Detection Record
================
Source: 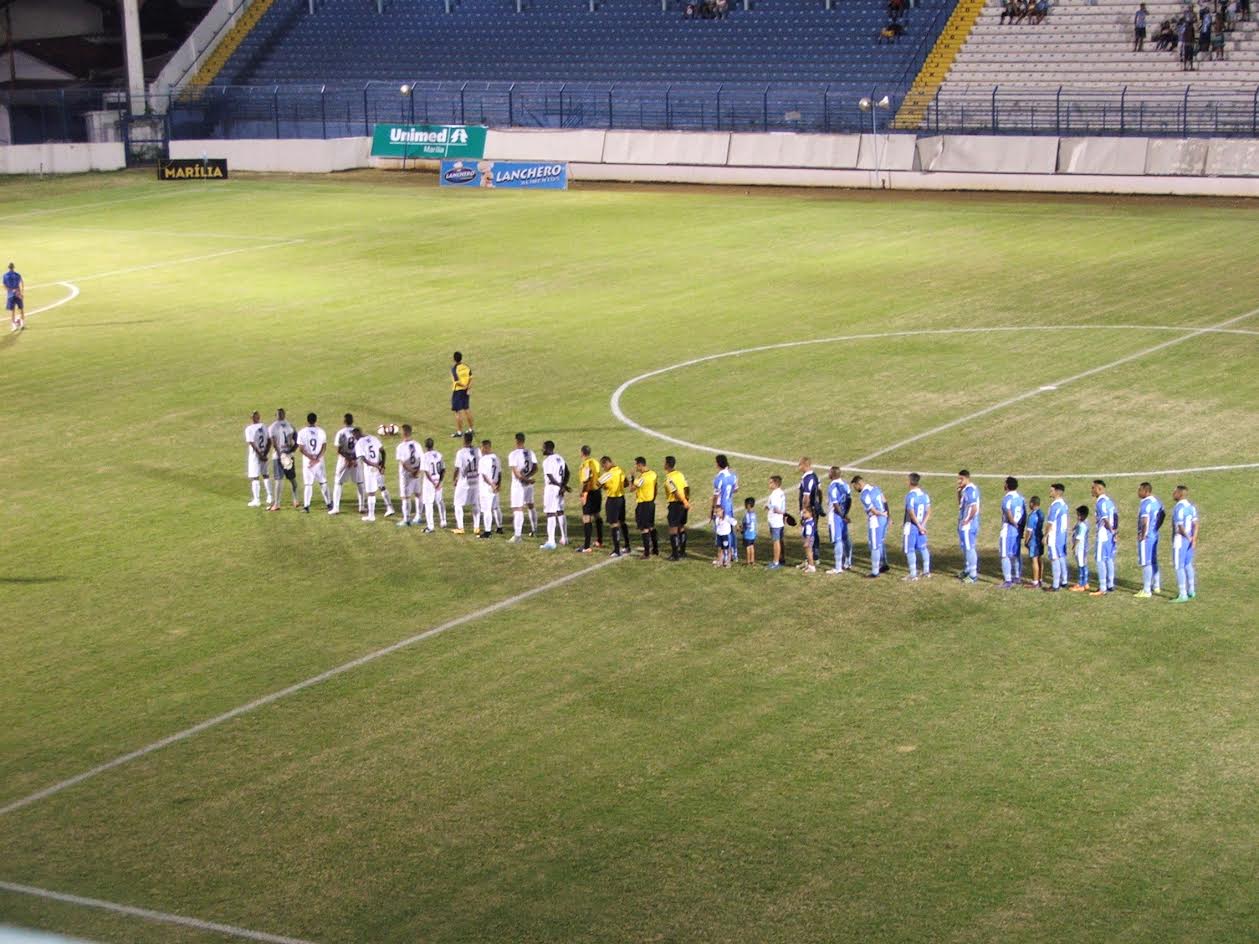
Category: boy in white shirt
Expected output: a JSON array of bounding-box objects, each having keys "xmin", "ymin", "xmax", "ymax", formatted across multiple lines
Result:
[
  {"xmin": 712, "ymin": 505, "xmax": 734, "ymax": 567},
  {"xmin": 766, "ymin": 475, "xmax": 787, "ymax": 570}
]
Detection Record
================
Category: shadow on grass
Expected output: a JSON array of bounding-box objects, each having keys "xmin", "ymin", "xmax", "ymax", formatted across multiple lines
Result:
[
  {"xmin": 0, "ymin": 576, "xmax": 68, "ymax": 584},
  {"xmin": 120, "ymin": 461, "xmax": 238, "ymax": 500},
  {"xmin": 37, "ymin": 320, "xmax": 157, "ymax": 330}
]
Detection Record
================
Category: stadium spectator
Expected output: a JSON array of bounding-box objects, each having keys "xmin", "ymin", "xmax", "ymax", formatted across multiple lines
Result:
[
  {"xmin": 889, "ymin": 0, "xmax": 906, "ymax": 22},
  {"xmin": 1030, "ymin": 0, "xmax": 1048, "ymax": 23},
  {"xmin": 878, "ymin": 21, "xmax": 905, "ymax": 42},
  {"xmin": 1155, "ymin": 17, "xmax": 1176, "ymax": 49},
  {"xmin": 1211, "ymin": 11, "xmax": 1226, "ymax": 56},
  {"xmin": 1000, "ymin": 0, "xmax": 1017, "ymax": 23},
  {"xmin": 1181, "ymin": 18, "xmax": 1197, "ymax": 69},
  {"xmin": 1199, "ymin": 4, "xmax": 1213, "ymax": 53},
  {"xmin": 1134, "ymin": 3, "xmax": 1148, "ymax": 50}
]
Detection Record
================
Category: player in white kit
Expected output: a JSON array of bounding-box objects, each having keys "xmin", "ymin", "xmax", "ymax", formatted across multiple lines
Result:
[
  {"xmin": 477, "ymin": 440, "xmax": 501, "ymax": 539},
  {"xmin": 354, "ymin": 428, "xmax": 395, "ymax": 522},
  {"xmin": 297, "ymin": 412, "xmax": 332, "ymax": 512},
  {"xmin": 540, "ymin": 440, "xmax": 570, "ymax": 550},
  {"xmin": 244, "ymin": 411, "xmax": 272, "ymax": 507},
  {"xmin": 421, "ymin": 437, "xmax": 447, "ymax": 531},
  {"xmin": 395, "ymin": 425, "xmax": 425, "ymax": 527},
  {"xmin": 507, "ymin": 432, "xmax": 539, "ymax": 543},
  {"xmin": 331, "ymin": 413, "xmax": 365, "ymax": 515},
  {"xmin": 451, "ymin": 431, "xmax": 481, "ymax": 535},
  {"xmin": 267, "ymin": 408, "xmax": 300, "ymax": 511}
]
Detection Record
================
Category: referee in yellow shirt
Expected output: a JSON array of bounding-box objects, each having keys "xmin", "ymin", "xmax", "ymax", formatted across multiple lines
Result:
[
  {"xmin": 663, "ymin": 456, "xmax": 691, "ymax": 561},
  {"xmin": 599, "ymin": 456, "xmax": 631, "ymax": 557},
  {"xmin": 632, "ymin": 456, "xmax": 660, "ymax": 559},
  {"xmin": 577, "ymin": 445, "xmax": 604, "ymax": 553},
  {"xmin": 449, "ymin": 351, "xmax": 473, "ymax": 439}
]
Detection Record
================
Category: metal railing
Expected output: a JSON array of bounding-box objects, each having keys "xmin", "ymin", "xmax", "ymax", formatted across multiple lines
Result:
[
  {"xmin": 7, "ymin": 82, "xmax": 1259, "ymax": 144},
  {"xmin": 926, "ymin": 85, "xmax": 1259, "ymax": 136}
]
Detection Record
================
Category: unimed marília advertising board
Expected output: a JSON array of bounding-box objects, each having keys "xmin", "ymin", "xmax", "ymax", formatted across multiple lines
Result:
[{"xmin": 370, "ymin": 124, "xmax": 487, "ymax": 159}]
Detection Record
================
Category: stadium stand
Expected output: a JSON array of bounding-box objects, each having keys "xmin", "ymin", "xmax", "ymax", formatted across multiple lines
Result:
[
  {"xmin": 167, "ymin": 0, "xmax": 961, "ymax": 134},
  {"xmin": 919, "ymin": 0, "xmax": 1259, "ymax": 132}
]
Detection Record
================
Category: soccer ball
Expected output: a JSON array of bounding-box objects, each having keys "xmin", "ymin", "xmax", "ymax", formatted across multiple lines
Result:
[
  {"xmin": 400, "ymin": 84, "xmax": 411, "ymax": 96},
  {"xmin": 377, "ymin": 423, "xmax": 399, "ymax": 437}
]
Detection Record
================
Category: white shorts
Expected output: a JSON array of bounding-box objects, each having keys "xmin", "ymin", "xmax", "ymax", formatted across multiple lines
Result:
[
  {"xmin": 399, "ymin": 471, "xmax": 422, "ymax": 498},
  {"xmin": 544, "ymin": 484, "xmax": 564, "ymax": 515},
  {"xmin": 422, "ymin": 479, "xmax": 442, "ymax": 503},
  {"xmin": 336, "ymin": 457, "xmax": 360, "ymax": 485},
  {"xmin": 303, "ymin": 459, "xmax": 327, "ymax": 485},
  {"xmin": 454, "ymin": 481, "xmax": 479, "ymax": 507},
  {"xmin": 478, "ymin": 490, "xmax": 496, "ymax": 518},
  {"xmin": 510, "ymin": 480, "xmax": 535, "ymax": 508},
  {"xmin": 363, "ymin": 467, "xmax": 384, "ymax": 493},
  {"xmin": 247, "ymin": 451, "xmax": 265, "ymax": 479}
]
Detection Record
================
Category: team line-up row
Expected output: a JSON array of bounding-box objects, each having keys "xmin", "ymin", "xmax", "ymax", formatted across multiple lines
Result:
[{"xmin": 243, "ymin": 410, "xmax": 1202, "ymax": 604}]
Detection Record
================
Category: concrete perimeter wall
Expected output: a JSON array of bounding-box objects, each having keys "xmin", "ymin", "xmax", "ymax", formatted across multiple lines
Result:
[
  {"xmin": 10, "ymin": 133, "xmax": 1259, "ymax": 194},
  {"xmin": 0, "ymin": 142, "xmax": 125, "ymax": 174}
]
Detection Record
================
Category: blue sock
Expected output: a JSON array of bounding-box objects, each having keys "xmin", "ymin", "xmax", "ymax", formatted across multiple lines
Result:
[
  {"xmin": 1187, "ymin": 564, "xmax": 1196, "ymax": 596},
  {"xmin": 1142, "ymin": 563, "xmax": 1153, "ymax": 592},
  {"xmin": 1001, "ymin": 556, "xmax": 1012, "ymax": 582},
  {"xmin": 833, "ymin": 543, "xmax": 842, "ymax": 570},
  {"xmin": 1176, "ymin": 566, "xmax": 1187, "ymax": 597},
  {"xmin": 966, "ymin": 548, "xmax": 978, "ymax": 578},
  {"xmin": 921, "ymin": 548, "xmax": 930, "ymax": 575}
]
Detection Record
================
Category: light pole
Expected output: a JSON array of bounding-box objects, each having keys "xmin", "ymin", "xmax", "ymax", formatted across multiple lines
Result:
[
  {"xmin": 858, "ymin": 95, "xmax": 891, "ymax": 189},
  {"xmin": 400, "ymin": 81, "xmax": 420, "ymax": 170}
]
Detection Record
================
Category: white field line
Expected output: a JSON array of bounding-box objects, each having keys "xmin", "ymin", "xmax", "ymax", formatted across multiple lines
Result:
[
  {"xmin": 7, "ymin": 223, "xmax": 304, "ymax": 242},
  {"xmin": 24, "ymin": 282, "xmax": 80, "ymax": 319},
  {"xmin": 609, "ymin": 320, "xmax": 1259, "ymax": 479},
  {"xmin": 0, "ymin": 556, "xmax": 621, "ymax": 819},
  {"xmin": 25, "ymin": 240, "xmax": 306, "ymax": 290},
  {"xmin": 0, "ymin": 186, "xmax": 221, "ymax": 223},
  {"xmin": 845, "ymin": 306, "xmax": 1259, "ymax": 468},
  {"xmin": 0, "ymin": 881, "xmax": 317, "ymax": 944}
]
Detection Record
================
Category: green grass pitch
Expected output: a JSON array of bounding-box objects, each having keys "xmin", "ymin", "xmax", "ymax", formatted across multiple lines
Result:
[{"xmin": 2, "ymin": 170, "xmax": 1258, "ymax": 944}]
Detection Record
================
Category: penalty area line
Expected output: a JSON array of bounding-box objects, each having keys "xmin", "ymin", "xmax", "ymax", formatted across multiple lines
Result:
[
  {"xmin": 0, "ymin": 880, "xmax": 318, "ymax": 944},
  {"xmin": 0, "ymin": 555, "xmax": 623, "ymax": 819},
  {"xmin": 26, "ymin": 239, "xmax": 307, "ymax": 290}
]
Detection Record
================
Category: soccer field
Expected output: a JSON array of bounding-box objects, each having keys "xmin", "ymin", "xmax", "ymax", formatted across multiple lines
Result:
[{"xmin": 2, "ymin": 170, "xmax": 1258, "ymax": 944}]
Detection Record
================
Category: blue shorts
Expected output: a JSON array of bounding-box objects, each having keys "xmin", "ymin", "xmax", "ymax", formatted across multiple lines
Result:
[
  {"xmin": 902, "ymin": 525, "xmax": 927, "ymax": 553},
  {"xmin": 1027, "ymin": 541, "xmax": 1043, "ymax": 558},
  {"xmin": 451, "ymin": 389, "xmax": 470, "ymax": 412},
  {"xmin": 958, "ymin": 523, "xmax": 979, "ymax": 551},
  {"xmin": 1096, "ymin": 538, "xmax": 1116, "ymax": 561},
  {"xmin": 1137, "ymin": 535, "xmax": 1159, "ymax": 566},
  {"xmin": 770, "ymin": 526, "xmax": 784, "ymax": 542},
  {"xmin": 5, "ymin": 294, "xmax": 21, "ymax": 311},
  {"xmin": 1000, "ymin": 524, "xmax": 1022, "ymax": 557},
  {"xmin": 743, "ymin": 532, "xmax": 757, "ymax": 546},
  {"xmin": 1048, "ymin": 540, "xmax": 1067, "ymax": 561},
  {"xmin": 716, "ymin": 533, "xmax": 731, "ymax": 549}
]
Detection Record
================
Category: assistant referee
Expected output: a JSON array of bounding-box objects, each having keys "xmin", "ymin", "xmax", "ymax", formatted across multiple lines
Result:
[
  {"xmin": 663, "ymin": 455, "xmax": 690, "ymax": 561},
  {"xmin": 632, "ymin": 456, "xmax": 659, "ymax": 559},
  {"xmin": 449, "ymin": 351, "xmax": 473, "ymax": 439}
]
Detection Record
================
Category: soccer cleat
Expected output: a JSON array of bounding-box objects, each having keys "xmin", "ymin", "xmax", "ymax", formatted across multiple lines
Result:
[
  {"xmin": 452, "ymin": 528, "xmax": 465, "ymax": 534},
  {"xmin": 508, "ymin": 535, "xmax": 523, "ymax": 543},
  {"xmin": 1068, "ymin": 584, "xmax": 1088, "ymax": 592},
  {"xmin": 879, "ymin": 564, "xmax": 890, "ymax": 574},
  {"xmin": 1188, "ymin": 592, "xmax": 1196, "ymax": 599},
  {"xmin": 577, "ymin": 547, "xmax": 593, "ymax": 554},
  {"xmin": 803, "ymin": 564, "xmax": 816, "ymax": 574},
  {"xmin": 594, "ymin": 542, "xmax": 604, "ymax": 549},
  {"xmin": 1089, "ymin": 589, "xmax": 1108, "ymax": 596},
  {"xmin": 540, "ymin": 542, "xmax": 557, "ymax": 550},
  {"xmin": 325, "ymin": 502, "xmax": 333, "ymax": 511},
  {"xmin": 863, "ymin": 573, "xmax": 879, "ymax": 579},
  {"xmin": 1170, "ymin": 594, "xmax": 1191, "ymax": 603},
  {"xmin": 902, "ymin": 575, "xmax": 918, "ymax": 582},
  {"xmin": 766, "ymin": 562, "xmax": 783, "ymax": 570},
  {"xmin": 247, "ymin": 499, "xmax": 261, "ymax": 507},
  {"xmin": 303, "ymin": 506, "xmax": 310, "ymax": 513},
  {"xmin": 478, "ymin": 532, "xmax": 492, "ymax": 539},
  {"xmin": 1043, "ymin": 586, "xmax": 1059, "ymax": 592},
  {"xmin": 398, "ymin": 520, "xmax": 411, "ymax": 528},
  {"xmin": 1134, "ymin": 590, "xmax": 1153, "ymax": 598},
  {"xmin": 422, "ymin": 528, "xmax": 435, "ymax": 533},
  {"xmin": 496, "ymin": 527, "xmax": 504, "ymax": 535},
  {"xmin": 327, "ymin": 509, "xmax": 339, "ymax": 515},
  {"xmin": 961, "ymin": 576, "xmax": 978, "ymax": 584},
  {"xmin": 826, "ymin": 568, "xmax": 843, "ymax": 575},
  {"xmin": 362, "ymin": 515, "xmax": 376, "ymax": 522},
  {"xmin": 450, "ymin": 431, "xmax": 462, "ymax": 438},
  {"xmin": 384, "ymin": 509, "xmax": 396, "ymax": 518}
]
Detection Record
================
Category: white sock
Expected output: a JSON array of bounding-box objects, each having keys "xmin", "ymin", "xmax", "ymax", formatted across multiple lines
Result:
[
  {"xmin": 425, "ymin": 499, "xmax": 434, "ymax": 529},
  {"xmin": 513, "ymin": 510, "xmax": 524, "ymax": 537},
  {"xmin": 559, "ymin": 515, "xmax": 568, "ymax": 544},
  {"xmin": 472, "ymin": 508, "xmax": 481, "ymax": 532},
  {"xmin": 438, "ymin": 499, "xmax": 447, "ymax": 526},
  {"xmin": 528, "ymin": 508, "xmax": 537, "ymax": 533},
  {"xmin": 251, "ymin": 480, "xmax": 260, "ymax": 502},
  {"xmin": 547, "ymin": 516, "xmax": 557, "ymax": 544},
  {"xmin": 332, "ymin": 483, "xmax": 342, "ymax": 512},
  {"xmin": 304, "ymin": 485, "xmax": 313, "ymax": 507},
  {"xmin": 367, "ymin": 495, "xmax": 376, "ymax": 517},
  {"xmin": 320, "ymin": 484, "xmax": 330, "ymax": 505},
  {"xmin": 357, "ymin": 485, "xmax": 366, "ymax": 511},
  {"xmin": 263, "ymin": 480, "xmax": 274, "ymax": 504},
  {"xmin": 381, "ymin": 489, "xmax": 394, "ymax": 514},
  {"xmin": 455, "ymin": 505, "xmax": 464, "ymax": 529}
]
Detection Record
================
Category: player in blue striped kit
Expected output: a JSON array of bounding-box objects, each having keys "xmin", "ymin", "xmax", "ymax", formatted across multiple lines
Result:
[
  {"xmin": 902, "ymin": 473, "xmax": 932, "ymax": 581},
  {"xmin": 826, "ymin": 466, "xmax": 852, "ymax": 574},
  {"xmin": 1170, "ymin": 485, "xmax": 1198, "ymax": 603},
  {"xmin": 956, "ymin": 470, "xmax": 980, "ymax": 583},
  {"xmin": 1044, "ymin": 483, "xmax": 1070, "ymax": 592},
  {"xmin": 1090, "ymin": 480, "xmax": 1118, "ymax": 596},
  {"xmin": 853, "ymin": 476, "xmax": 888, "ymax": 579},
  {"xmin": 1135, "ymin": 482, "xmax": 1165, "ymax": 598},
  {"xmin": 711, "ymin": 454, "xmax": 739, "ymax": 551},
  {"xmin": 999, "ymin": 476, "xmax": 1027, "ymax": 589}
]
